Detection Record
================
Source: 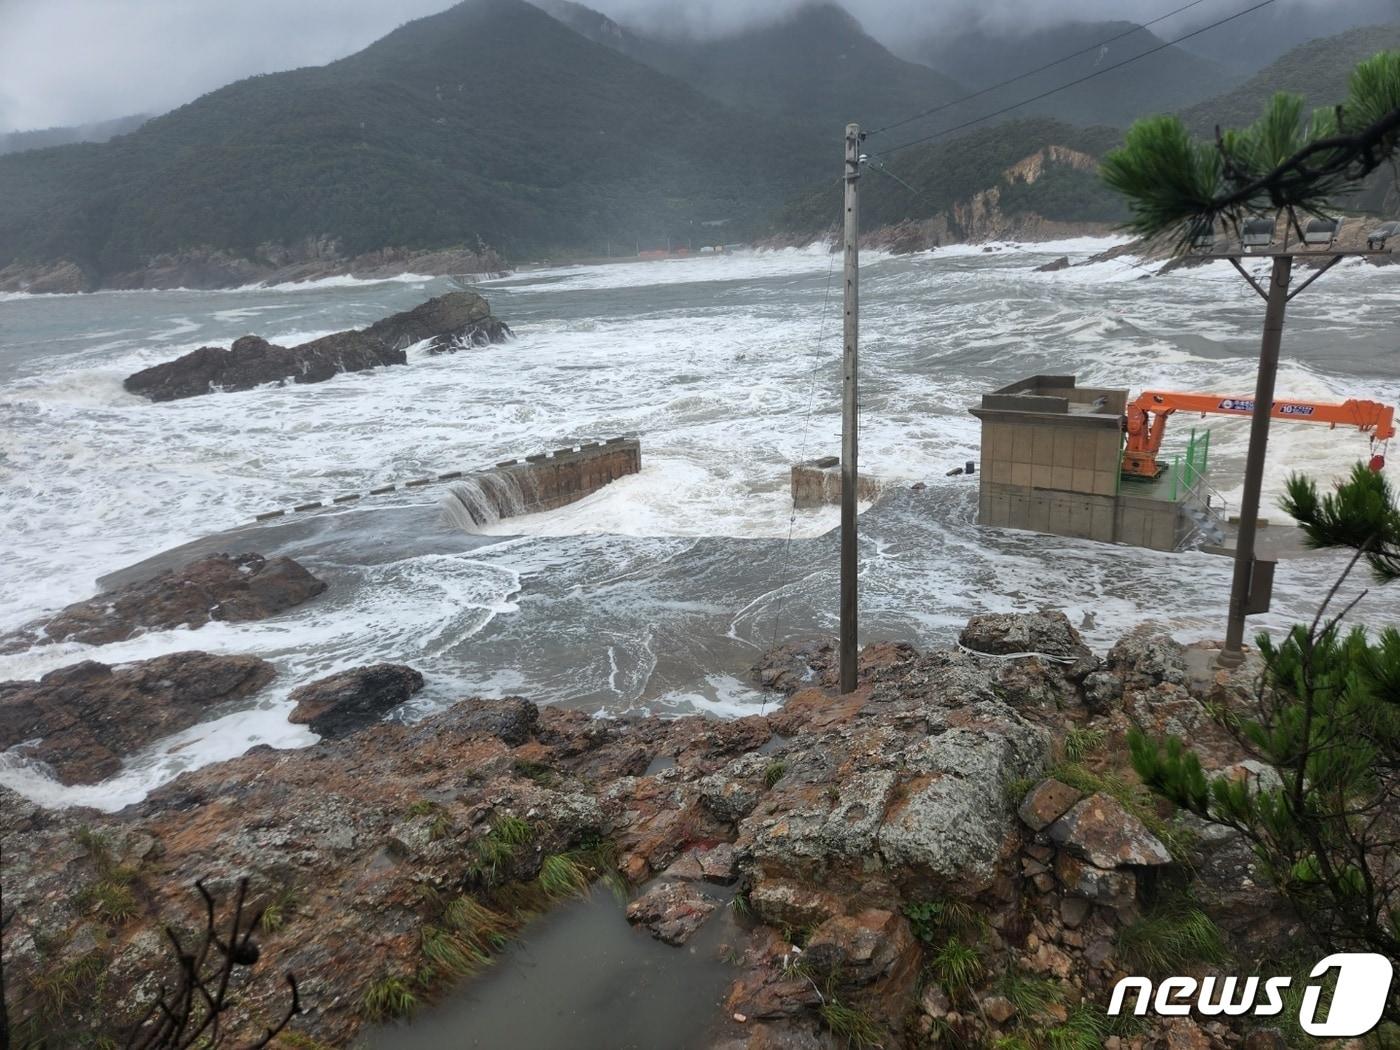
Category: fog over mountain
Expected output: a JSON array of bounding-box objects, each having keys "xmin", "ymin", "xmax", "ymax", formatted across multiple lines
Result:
[{"xmin": 2, "ymin": 0, "xmax": 1391, "ymax": 131}]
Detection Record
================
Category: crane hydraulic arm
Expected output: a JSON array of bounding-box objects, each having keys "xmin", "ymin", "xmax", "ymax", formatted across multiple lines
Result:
[{"xmin": 1122, "ymin": 390, "xmax": 1396, "ymax": 479}]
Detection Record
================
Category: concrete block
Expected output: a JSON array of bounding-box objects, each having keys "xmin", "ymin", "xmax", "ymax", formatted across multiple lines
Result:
[
  {"xmin": 1010, "ymin": 462, "xmax": 1032, "ymax": 488},
  {"xmin": 1050, "ymin": 465, "xmax": 1073, "ymax": 491},
  {"xmin": 1092, "ymin": 470, "xmax": 1117, "ymax": 497},
  {"xmin": 369, "ymin": 484, "xmax": 397, "ymax": 495},
  {"xmin": 1032, "ymin": 431, "xmax": 1054, "ymax": 466},
  {"xmin": 332, "ymin": 494, "xmax": 361, "ymax": 504},
  {"xmin": 1071, "ymin": 468, "xmax": 1092, "ymax": 493}
]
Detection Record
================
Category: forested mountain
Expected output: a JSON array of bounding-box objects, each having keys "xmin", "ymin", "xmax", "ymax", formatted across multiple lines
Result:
[
  {"xmin": 0, "ymin": 114, "xmax": 150, "ymax": 156},
  {"xmin": 539, "ymin": 1, "xmax": 965, "ymax": 133},
  {"xmin": 1180, "ymin": 22, "xmax": 1400, "ymax": 133},
  {"xmin": 0, "ymin": 0, "xmax": 820, "ymax": 286},
  {"xmin": 905, "ymin": 20, "xmax": 1236, "ymax": 130}
]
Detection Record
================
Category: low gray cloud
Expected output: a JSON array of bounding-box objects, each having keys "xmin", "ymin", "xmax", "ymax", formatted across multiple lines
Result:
[{"xmin": 0, "ymin": 0, "xmax": 1389, "ymax": 131}]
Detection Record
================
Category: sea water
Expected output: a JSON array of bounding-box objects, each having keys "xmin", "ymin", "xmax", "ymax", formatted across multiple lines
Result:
[{"xmin": 2, "ymin": 240, "xmax": 1397, "ymax": 809}]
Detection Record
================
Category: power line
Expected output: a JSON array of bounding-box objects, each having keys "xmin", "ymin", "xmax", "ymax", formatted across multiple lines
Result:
[
  {"xmin": 867, "ymin": 0, "xmax": 1216, "ymax": 138},
  {"xmin": 873, "ymin": 0, "xmax": 1278, "ymax": 159}
]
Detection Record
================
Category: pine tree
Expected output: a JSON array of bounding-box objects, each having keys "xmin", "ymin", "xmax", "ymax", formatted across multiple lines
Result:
[
  {"xmin": 1101, "ymin": 51, "xmax": 1400, "ymax": 247},
  {"xmin": 1130, "ymin": 466, "xmax": 1400, "ymax": 1021}
]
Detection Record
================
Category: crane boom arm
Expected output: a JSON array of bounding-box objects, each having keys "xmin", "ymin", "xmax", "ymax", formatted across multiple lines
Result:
[
  {"xmin": 1132, "ymin": 390, "xmax": 1396, "ymax": 442},
  {"xmin": 1122, "ymin": 389, "xmax": 1395, "ymax": 479}
]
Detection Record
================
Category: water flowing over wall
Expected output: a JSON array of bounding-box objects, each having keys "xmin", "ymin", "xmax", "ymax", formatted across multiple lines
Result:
[
  {"xmin": 249, "ymin": 437, "xmax": 641, "ymax": 525},
  {"xmin": 441, "ymin": 438, "xmax": 642, "ymax": 532}
]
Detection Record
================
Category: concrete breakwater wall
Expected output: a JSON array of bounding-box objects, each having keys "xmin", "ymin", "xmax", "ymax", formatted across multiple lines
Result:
[
  {"xmin": 791, "ymin": 456, "xmax": 885, "ymax": 509},
  {"xmin": 442, "ymin": 438, "xmax": 642, "ymax": 529},
  {"xmin": 253, "ymin": 436, "xmax": 641, "ymax": 525}
]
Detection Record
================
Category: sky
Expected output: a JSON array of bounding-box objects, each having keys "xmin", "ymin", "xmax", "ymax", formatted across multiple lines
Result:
[{"xmin": 0, "ymin": 0, "xmax": 1387, "ymax": 131}]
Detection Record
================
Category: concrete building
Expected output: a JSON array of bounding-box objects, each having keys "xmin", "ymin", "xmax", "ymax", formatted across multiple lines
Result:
[{"xmin": 969, "ymin": 375, "xmax": 1214, "ymax": 551}]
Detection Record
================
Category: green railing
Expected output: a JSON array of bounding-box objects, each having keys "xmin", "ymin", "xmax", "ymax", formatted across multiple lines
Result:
[{"xmin": 1168, "ymin": 428, "xmax": 1212, "ymax": 501}]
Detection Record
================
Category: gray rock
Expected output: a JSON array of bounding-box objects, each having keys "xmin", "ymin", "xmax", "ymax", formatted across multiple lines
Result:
[
  {"xmin": 877, "ymin": 707, "xmax": 1049, "ymax": 887},
  {"xmin": 1106, "ymin": 623, "xmax": 1187, "ymax": 687}
]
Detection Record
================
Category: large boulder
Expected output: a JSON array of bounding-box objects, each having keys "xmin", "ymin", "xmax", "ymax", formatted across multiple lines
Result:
[
  {"xmin": 4, "ymin": 553, "xmax": 325, "ymax": 650},
  {"xmin": 958, "ymin": 611, "xmax": 1098, "ymax": 680},
  {"xmin": 876, "ymin": 704, "xmax": 1050, "ymax": 889},
  {"xmin": 288, "ymin": 664, "xmax": 424, "ymax": 740},
  {"xmin": 123, "ymin": 292, "xmax": 510, "ymax": 400},
  {"xmin": 0, "ymin": 652, "xmax": 275, "ymax": 783}
]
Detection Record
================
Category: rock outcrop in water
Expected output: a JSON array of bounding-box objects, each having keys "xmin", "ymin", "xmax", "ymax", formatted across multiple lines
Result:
[
  {"xmin": 0, "ymin": 652, "xmax": 275, "ymax": 783},
  {"xmin": 289, "ymin": 663, "xmax": 425, "ymax": 739},
  {"xmin": 1, "ymin": 615, "xmax": 1300, "ymax": 1048},
  {"xmin": 1, "ymin": 553, "xmax": 326, "ymax": 651},
  {"xmin": 122, "ymin": 292, "xmax": 511, "ymax": 401}
]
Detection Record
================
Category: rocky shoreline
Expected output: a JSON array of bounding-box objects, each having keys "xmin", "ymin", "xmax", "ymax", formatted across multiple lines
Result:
[
  {"xmin": 1, "ymin": 607, "xmax": 1310, "ymax": 1049},
  {"xmin": 0, "ymin": 240, "xmax": 509, "ymax": 295}
]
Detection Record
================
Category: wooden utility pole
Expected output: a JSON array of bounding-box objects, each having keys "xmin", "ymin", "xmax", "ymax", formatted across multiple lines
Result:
[{"xmin": 840, "ymin": 123, "xmax": 861, "ymax": 694}]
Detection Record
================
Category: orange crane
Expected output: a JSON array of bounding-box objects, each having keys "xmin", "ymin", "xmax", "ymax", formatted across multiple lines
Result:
[{"xmin": 1122, "ymin": 390, "xmax": 1396, "ymax": 479}]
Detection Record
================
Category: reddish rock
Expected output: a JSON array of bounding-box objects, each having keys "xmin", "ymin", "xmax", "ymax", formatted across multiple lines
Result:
[
  {"xmin": 288, "ymin": 664, "xmax": 424, "ymax": 739},
  {"xmin": 1047, "ymin": 793, "xmax": 1172, "ymax": 868},
  {"xmin": 0, "ymin": 652, "xmax": 275, "ymax": 784},
  {"xmin": 5, "ymin": 554, "xmax": 325, "ymax": 650},
  {"xmin": 625, "ymin": 880, "xmax": 718, "ymax": 945},
  {"xmin": 1017, "ymin": 778, "xmax": 1083, "ymax": 831}
]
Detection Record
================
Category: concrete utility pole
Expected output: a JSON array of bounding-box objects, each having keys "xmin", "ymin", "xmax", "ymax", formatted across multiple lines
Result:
[
  {"xmin": 1212, "ymin": 221, "xmax": 1389, "ymax": 667},
  {"xmin": 840, "ymin": 123, "xmax": 862, "ymax": 694},
  {"xmin": 1220, "ymin": 254, "xmax": 1292, "ymax": 665}
]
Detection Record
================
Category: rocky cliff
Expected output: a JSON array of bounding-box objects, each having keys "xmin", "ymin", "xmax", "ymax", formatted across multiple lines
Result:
[{"xmin": 0, "ymin": 613, "xmax": 1306, "ymax": 1048}]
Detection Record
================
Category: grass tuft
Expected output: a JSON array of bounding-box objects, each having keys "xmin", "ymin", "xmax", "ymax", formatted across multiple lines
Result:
[
  {"xmin": 1062, "ymin": 726, "xmax": 1107, "ymax": 762},
  {"xmin": 492, "ymin": 814, "xmax": 533, "ymax": 847},
  {"xmin": 1043, "ymin": 1005, "xmax": 1110, "ymax": 1050},
  {"xmin": 259, "ymin": 884, "xmax": 301, "ymax": 933},
  {"xmin": 764, "ymin": 760, "xmax": 787, "ymax": 788},
  {"xmin": 537, "ymin": 852, "xmax": 592, "ymax": 899},
  {"xmin": 361, "ymin": 973, "xmax": 417, "ymax": 1020},
  {"xmin": 819, "ymin": 999, "xmax": 884, "ymax": 1048},
  {"xmin": 930, "ymin": 936, "xmax": 984, "ymax": 993},
  {"xmin": 996, "ymin": 968, "xmax": 1064, "ymax": 1021},
  {"xmin": 1116, "ymin": 896, "xmax": 1225, "ymax": 977}
]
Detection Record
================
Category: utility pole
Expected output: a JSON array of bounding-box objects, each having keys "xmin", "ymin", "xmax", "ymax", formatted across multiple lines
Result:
[
  {"xmin": 840, "ymin": 123, "xmax": 861, "ymax": 694},
  {"xmin": 1220, "ymin": 254, "xmax": 1292, "ymax": 666}
]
